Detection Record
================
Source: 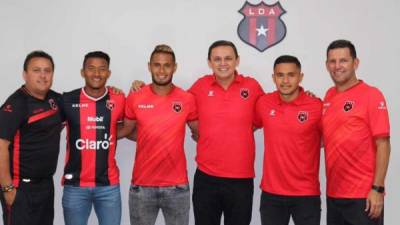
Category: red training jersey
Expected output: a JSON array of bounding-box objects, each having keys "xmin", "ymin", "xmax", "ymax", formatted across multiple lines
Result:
[
  {"xmin": 254, "ymin": 89, "xmax": 322, "ymax": 196},
  {"xmin": 188, "ymin": 73, "xmax": 264, "ymax": 178},
  {"xmin": 322, "ymin": 81, "xmax": 390, "ymax": 198},
  {"xmin": 125, "ymin": 85, "xmax": 197, "ymax": 186},
  {"xmin": 61, "ymin": 88, "xmax": 125, "ymax": 187}
]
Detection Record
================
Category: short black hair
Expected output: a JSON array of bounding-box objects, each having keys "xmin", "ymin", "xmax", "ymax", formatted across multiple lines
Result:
[
  {"xmin": 274, "ymin": 55, "xmax": 301, "ymax": 69},
  {"xmin": 83, "ymin": 51, "xmax": 110, "ymax": 68},
  {"xmin": 150, "ymin": 44, "xmax": 176, "ymax": 63},
  {"xmin": 23, "ymin": 50, "xmax": 54, "ymax": 71},
  {"xmin": 208, "ymin": 40, "xmax": 239, "ymax": 60},
  {"xmin": 326, "ymin": 39, "xmax": 357, "ymax": 59}
]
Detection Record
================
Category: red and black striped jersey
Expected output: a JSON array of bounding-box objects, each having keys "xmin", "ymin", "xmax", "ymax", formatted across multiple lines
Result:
[
  {"xmin": 61, "ymin": 88, "xmax": 125, "ymax": 187},
  {"xmin": 0, "ymin": 86, "xmax": 63, "ymax": 188}
]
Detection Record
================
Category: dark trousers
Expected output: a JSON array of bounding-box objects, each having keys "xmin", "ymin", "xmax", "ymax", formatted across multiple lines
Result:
[
  {"xmin": 0, "ymin": 178, "xmax": 54, "ymax": 225},
  {"xmin": 327, "ymin": 197, "xmax": 384, "ymax": 225},
  {"xmin": 192, "ymin": 169, "xmax": 254, "ymax": 225},
  {"xmin": 260, "ymin": 191, "xmax": 321, "ymax": 225}
]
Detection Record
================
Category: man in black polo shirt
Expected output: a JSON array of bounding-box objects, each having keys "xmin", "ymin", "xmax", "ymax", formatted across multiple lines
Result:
[{"xmin": 0, "ymin": 51, "xmax": 63, "ymax": 225}]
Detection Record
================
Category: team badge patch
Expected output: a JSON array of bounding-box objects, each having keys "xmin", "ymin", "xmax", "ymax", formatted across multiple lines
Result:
[
  {"xmin": 172, "ymin": 102, "xmax": 182, "ymax": 113},
  {"xmin": 343, "ymin": 101, "xmax": 354, "ymax": 112},
  {"xmin": 48, "ymin": 99, "xmax": 58, "ymax": 110},
  {"xmin": 297, "ymin": 111, "xmax": 308, "ymax": 123},
  {"xmin": 106, "ymin": 100, "xmax": 115, "ymax": 110},
  {"xmin": 237, "ymin": 1, "xmax": 287, "ymax": 52},
  {"xmin": 240, "ymin": 88, "xmax": 250, "ymax": 99}
]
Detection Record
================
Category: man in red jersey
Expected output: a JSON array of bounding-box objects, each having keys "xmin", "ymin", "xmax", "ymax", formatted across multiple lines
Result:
[
  {"xmin": 254, "ymin": 55, "xmax": 322, "ymax": 225},
  {"xmin": 322, "ymin": 40, "xmax": 390, "ymax": 225},
  {"xmin": 61, "ymin": 51, "xmax": 125, "ymax": 225},
  {"xmin": 120, "ymin": 44, "xmax": 198, "ymax": 225},
  {"xmin": 189, "ymin": 40, "xmax": 264, "ymax": 225},
  {"xmin": 0, "ymin": 51, "xmax": 63, "ymax": 225}
]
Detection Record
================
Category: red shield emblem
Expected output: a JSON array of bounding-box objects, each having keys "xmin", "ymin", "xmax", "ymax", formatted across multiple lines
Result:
[
  {"xmin": 238, "ymin": 1, "xmax": 287, "ymax": 52},
  {"xmin": 297, "ymin": 111, "xmax": 308, "ymax": 123},
  {"xmin": 343, "ymin": 101, "xmax": 354, "ymax": 112},
  {"xmin": 172, "ymin": 102, "xmax": 182, "ymax": 113},
  {"xmin": 106, "ymin": 100, "xmax": 115, "ymax": 110},
  {"xmin": 48, "ymin": 99, "xmax": 58, "ymax": 110},
  {"xmin": 240, "ymin": 88, "xmax": 249, "ymax": 99}
]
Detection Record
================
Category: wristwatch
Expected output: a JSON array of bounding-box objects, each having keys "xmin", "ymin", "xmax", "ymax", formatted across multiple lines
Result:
[
  {"xmin": 1, "ymin": 184, "xmax": 15, "ymax": 192},
  {"xmin": 371, "ymin": 185, "xmax": 385, "ymax": 193}
]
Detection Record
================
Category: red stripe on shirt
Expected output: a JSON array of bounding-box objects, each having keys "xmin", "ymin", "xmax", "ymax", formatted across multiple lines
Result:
[
  {"xmin": 12, "ymin": 130, "xmax": 20, "ymax": 188},
  {"xmin": 28, "ymin": 109, "xmax": 58, "ymax": 124}
]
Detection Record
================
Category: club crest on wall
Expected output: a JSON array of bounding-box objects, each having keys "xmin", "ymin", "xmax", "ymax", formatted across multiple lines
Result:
[{"xmin": 237, "ymin": 1, "xmax": 287, "ymax": 52}]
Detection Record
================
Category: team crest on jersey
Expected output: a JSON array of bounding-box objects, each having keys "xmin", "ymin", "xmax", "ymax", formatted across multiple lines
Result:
[
  {"xmin": 237, "ymin": 1, "xmax": 287, "ymax": 52},
  {"xmin": 297, "ymin": 111, "xmax": 308, "ymax": 123},
  {"xmin": 48, "ymin": 99, "xmax": 58, "ymax": 110},
  {"xmin": 106, "ymin": 100, "xmax": 115, "ymax": 110},
  {"xmin": 343, "ymin": 101, "xmax": 354, "ymax": 112},
  {"xmin": 240, "ymin": 88, "xmax": 250, "ymax": 99},
  {"xmin": 172, "ymin": 102, "xmax": 182, "ymax": 113}
]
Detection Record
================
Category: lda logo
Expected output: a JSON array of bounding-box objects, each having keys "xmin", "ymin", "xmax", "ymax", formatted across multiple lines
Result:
[{"xmin": 237, "ymin": 1, "xmax": 287, "ymax": 52}]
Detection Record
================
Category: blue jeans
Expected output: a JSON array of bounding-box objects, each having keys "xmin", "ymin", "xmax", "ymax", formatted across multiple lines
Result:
[
  {"xmin": 62, "ymin": 185, "xmax": 121, "ymax": 225},
  {"xmin": 128, "ymin": 184, "xmax": 190, "ymax": 225}
]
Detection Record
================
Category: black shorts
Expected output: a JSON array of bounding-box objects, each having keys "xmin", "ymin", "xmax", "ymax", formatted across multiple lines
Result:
[
  {"xmin": 260, "ymin": 191, "xmax": 321, "ymax": 225},
  {"xmin": 327, "ymin": 197, "xmax": 384, "ymax": 225},
  {"xmin": 0, "ymin": 178, "xmax": 54, "ymax": 225}
]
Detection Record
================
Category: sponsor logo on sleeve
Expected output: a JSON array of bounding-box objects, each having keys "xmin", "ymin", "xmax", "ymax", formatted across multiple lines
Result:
[{"xmin": 378, "ymin": 101, "xmax": 387, "ymax": 110}]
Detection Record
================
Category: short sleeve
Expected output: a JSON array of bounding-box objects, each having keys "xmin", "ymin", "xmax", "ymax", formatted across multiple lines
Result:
[
  {"xmin": 188, "ymin": 79, "xmax": 201, "ymax": 97},
  {"xmin": 186, "ymin": 93, "xmax": 198, "ymax": 121},
  {"xmin": 253, "ymin": 97, "xmax": 264, "ymax": 128},
  {"xmin": 117, "ymin": 94, "xmax": 126, "ymax": 121},
  {"xmin": 0, "ymin": 97, "xmax": 27, "ymax": 141},
  {"xmin": 368, "ymin": 88, "xmax": 390, "ymax": 138},
  {"xmin": 124, "ymin": 92, "xmax": 137, "ymax": 120}
]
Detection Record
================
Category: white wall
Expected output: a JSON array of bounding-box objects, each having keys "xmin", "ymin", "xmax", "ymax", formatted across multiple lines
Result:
[{"xmin": 1, "ymin": 0, "xmax": 399, "ymax": 224}]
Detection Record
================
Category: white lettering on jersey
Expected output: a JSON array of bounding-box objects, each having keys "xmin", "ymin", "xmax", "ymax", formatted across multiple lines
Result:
[
  {"xmin": 138, "ymin": 104, "xmax": 154, "ymax": 109},
  {"xmin": 75, "ymin": 133, "xmax": 113, "ymax": 150},
  {"xmin": 87, "ymin": 116, "xmax": 104, "ymax": 122}
]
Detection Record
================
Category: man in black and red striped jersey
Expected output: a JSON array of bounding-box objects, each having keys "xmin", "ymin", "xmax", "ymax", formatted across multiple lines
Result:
[
  {"xmin": 0, "ymin": 51, "xmax": 63, "ymax": 225},
  {"xmin": 61, "ymin": 51, "xmax": 125, "ymax": 225}
]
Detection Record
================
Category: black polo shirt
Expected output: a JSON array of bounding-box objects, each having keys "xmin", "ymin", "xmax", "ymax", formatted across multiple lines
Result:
[{"xmin": 0, "ymin": 86, "xmax": 63, "ymax": 187}]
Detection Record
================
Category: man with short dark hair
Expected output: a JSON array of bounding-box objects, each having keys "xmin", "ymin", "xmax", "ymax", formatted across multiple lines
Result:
[
  {"xmin": 190, "ymin": 40, "xmax": 264, "ymax": 225},
  {"xmin": 61, "ymin": 51, "xmax": 125, "ymax": 225},
  {"xmin": 121, "ymin": 44, "xmax": 198, "ymax": 225},
  {"xmin": 322, "ymin": 39, "xmax": 391, "ymax": 225},
  {"xmin": 0, "ymin": 50, "xmax": 63, "ymax": 225},
  {"xmin": 255, "ymin": 55, "xmax": 322, "ymax": 225}
]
